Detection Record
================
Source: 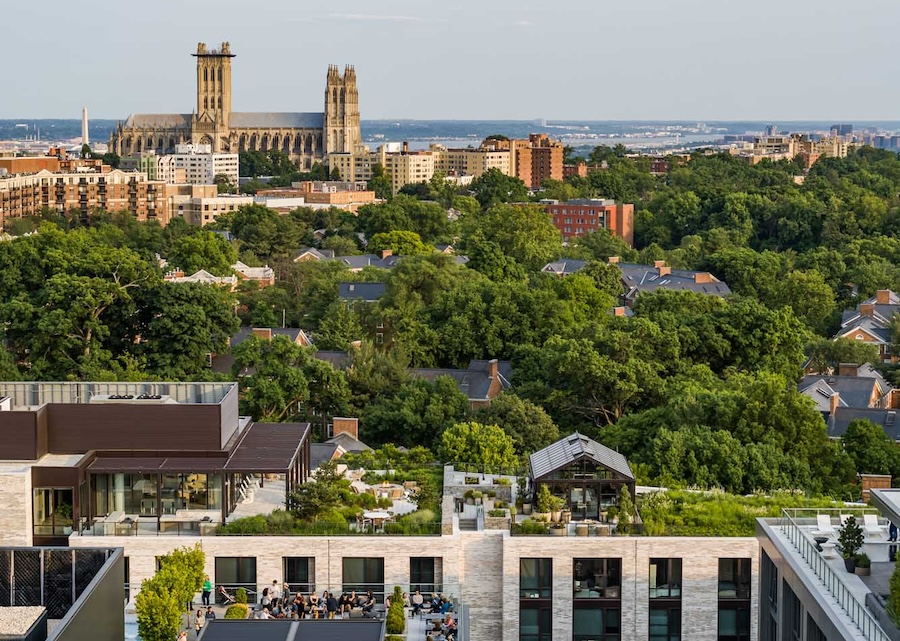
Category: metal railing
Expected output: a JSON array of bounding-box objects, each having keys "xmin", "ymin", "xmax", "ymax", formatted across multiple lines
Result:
[{"xmin": 778, "ymin": 508, "xmax": 889, "ymax": 641}]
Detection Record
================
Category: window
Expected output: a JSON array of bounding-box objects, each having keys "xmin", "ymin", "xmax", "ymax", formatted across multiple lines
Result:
[
  {"xmin": 760, "ymin": 552, "xmax": 778, "ymax": 641},
  {"xmin": 33, "ymin": 487, "xmax": 74, "ymax": 537},
  {"xmin": 718, "ymin": 558, "xmax": 751, "ymax": 641},
  {"xmin": 283, "ymin": 557, "xmax": 315, "ymax": 594},
  {"xmin": 649, "ymin": 559, "xmax": 681, "ymax": 599},
  {"xmin": 520, "ymin": 558, "xmax": 552, "ymax": 598},
  {"xmin": 215, "ymin": 557, "xmax": 257, "ymax": 603},
  {"xmin": 806, "ymin": 614, "xmax": 826, "ymax": 641},
  {"xmin": 573, "ymin": 558, "xmax": 620, "ymax": 599},
  {"xmin": 573, "ymin": 559, "xmax": 620, "ymax": 640},
  {"xmin": 124, "ymin": 556, "xmax": 131, "ymax": 603},
  {"xmin": 520, "ymin": 559, "xmax": 552, "ymax": 641},
  {"xmin": 783, "ymin": 582, "xmax": 801, "ymax": 641},
  {"xmin": 574, "ymin": 606, "xmax": 619, "ymax": 641},
  {"xmin": 342, "ymin": 557, "xmax": 384, "ymax": 602},
  {"xmin": 649, "ymin": 607, "xmax": 681, "ymax": 641},
  {"xmin": 410, "ymin": 557, "xmax": 438, "ymax": 593}
]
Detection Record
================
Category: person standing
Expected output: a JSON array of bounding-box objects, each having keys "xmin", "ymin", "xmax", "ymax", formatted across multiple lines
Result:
[
  {"xmin": 194, "ymin": 608, "xmax": 205, "ymax": 635},
  {"xmin": 201, "ymin": 575, "xmax": 212, "ymax": 607}
]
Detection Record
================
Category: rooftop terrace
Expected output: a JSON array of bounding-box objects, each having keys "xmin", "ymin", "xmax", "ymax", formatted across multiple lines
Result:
[{"xmin": 0, "ymin": 381, "xmax": 236, "ymax": 408}]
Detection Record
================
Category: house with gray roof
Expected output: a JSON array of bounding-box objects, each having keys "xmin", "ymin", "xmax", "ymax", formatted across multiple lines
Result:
[
  {"xmin": 410, "ymin": 359, "xmax": 511, "ymax": 409},
  {"xmin": 834, "ymin": 290, "xmax": 899, "ymax": 363},
  {"xmin": 338, "ymin": 282, "xmax": 387, "ymax": 302},
  {"xmin": 529, "ymin": 433, "xmax": 635, "ymax": 522}
]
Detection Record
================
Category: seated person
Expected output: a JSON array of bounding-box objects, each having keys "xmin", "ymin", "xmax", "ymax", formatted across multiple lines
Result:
[
  {"xmin": 362, "ymin": 591, "xmax": 376, "ymax": 613},
  {"xmin": 440, "ymin": 599, "xmax": 452, "ymax": 614},
  {"xmin": 411, "ymin": 590, "xmax": 424, "ymax": 615}
]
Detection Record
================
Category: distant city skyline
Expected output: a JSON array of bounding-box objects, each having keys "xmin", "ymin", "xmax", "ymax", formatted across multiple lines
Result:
[{"xmin": 5, "ymin": 0, "xmax": 900, "ymax": 121}]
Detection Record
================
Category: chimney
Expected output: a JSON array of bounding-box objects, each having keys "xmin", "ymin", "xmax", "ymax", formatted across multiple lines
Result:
[
  {"xmin": 657, "ymin": 265, "xmax": 671, "ymax": 277},
  {"xmin": 402, "ymin": 142, "xmax": 409, "ymax": 153},
  {"xmin": 331, "ymin": 417, "xmax": 359, "ymax": 440},
  {"xmin": 607, "ymin": 256, "xmax": 620, "ymax": 265},
  {"xmin": 252, "ymin": 328, "xmax": 273, "ymax": 341},
  {"xmin": 612, "ymin": 306, "xmax": 627, "ymax": 317},
  {"xmin": 876, "ymin": 290, "xmax": 892, "ymax": 305},
  {"xmin": 829, "ymin": 391, "xmax": 840, "ymax": 417},
  {"xmin": 860, "ymin": 303, "xmax": 875, "ymax": 318},
  {"xmin": 838, "ymin": 363, "xmax": 859, "ymax": 377},
  {"xmin": 488, "ymin": 358, "xmax": 499, "ymax": 380},
  {"xmin": 693, "ymin": 272, "xmax": 713, "ymax": 284},
  {"xmin": 378, "ymin": 249, "xmax": 393, "ymax": 259}
]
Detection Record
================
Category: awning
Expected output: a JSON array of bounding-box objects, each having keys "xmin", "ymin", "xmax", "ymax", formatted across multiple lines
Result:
[
  {"xmin": 223, "ymin": 422, "xmax": 309, "ymax": 473},
  {"xmin": 88, "ymin": 456, "xmax": 227, "ymax": 473}
]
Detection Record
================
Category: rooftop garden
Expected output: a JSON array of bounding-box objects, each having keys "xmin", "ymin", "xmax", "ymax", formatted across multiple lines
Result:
[{"xmin": 218, "ymin": 445, "xmax": 443, "ymax": 536}]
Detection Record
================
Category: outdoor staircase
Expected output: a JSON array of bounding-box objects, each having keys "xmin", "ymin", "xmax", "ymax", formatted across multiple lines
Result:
[{"xmin": 458, "ymin": 518, "xmax": 477, "ymax": 531}]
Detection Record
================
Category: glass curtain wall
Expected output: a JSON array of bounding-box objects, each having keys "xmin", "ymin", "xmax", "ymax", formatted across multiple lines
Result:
[{"xmin": 91, "ymin": 473, "xmax": 222, "ymax": 517}]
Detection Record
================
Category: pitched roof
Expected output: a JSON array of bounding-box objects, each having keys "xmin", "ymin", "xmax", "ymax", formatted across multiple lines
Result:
[
  {"xmin": 310, "ymin": 442, "xmax": 342, "ymax": 470},
  {"xmin": 541, "ymin": 259, "xmax": 587, "ymax": 275},
  {"xmin": 123, "ymin": 113, "xmax": 192, "ymax": 128},
  {"xmin": 798, "ymin": 379, "xmax": 846, "ymax": 413},
  {"xmin": 232, "ymin": 261, "xmax": 274, "ymax": 281},
  {"xmin": 530, "ymin": 432, "xmax": 634, "ymax": 481},
  {"xmin": 228, "ymin": 112, "xmax": 325, "ymax": 129},
  {"xmin": 798, "ymin": 374, "xmax": 885, "ymax": 409},
  {"xmin": 313, "ymin": 350, "xmax": 351, "ymax": 369},
  {"xmin": 618, "ymin": 263, "xmax": 730, "ymax": 298},
  {"xmin": 326, "ymin": 431, "xmax": 370, "ymax": 453},
  {"xmin": 828, "ymin": 408, "xmax": 900, "ymax": 441},
  {"xmin": 338, "ymin": 282, "xmax": 387, "ymax": 301},
  {"xmin": 410, "ymin": 360, "xmax": 511, "ymax": 402},
  {"xmin": 836, "ymin": 317, "xmax": 892, "ymax": 343},
  {"xmin": 293, "ymin": 247, "xmax": 335, "ymax": 261}
]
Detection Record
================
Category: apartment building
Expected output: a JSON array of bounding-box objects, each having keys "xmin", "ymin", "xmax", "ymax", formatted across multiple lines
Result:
[
  {"xmin": 0, "ymin": 169, "xmax": 169, "ymax": 227},
  {"xmin": 166, "ymin": 183, "xmax": 253, "ymax": 226},
  {"xmin": 155, "ymin": 144, "xmax": 239, "ymax": 186},
  {"xmin": 544, "ymin": 198, "xmax": 635, "ymax": 245}
]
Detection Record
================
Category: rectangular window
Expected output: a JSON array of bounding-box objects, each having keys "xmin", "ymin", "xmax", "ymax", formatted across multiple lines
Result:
[
  {"xmin": 718, "ymin": 559, "xmax": 751, "ymax": 599},
  {"xmin": 649, "ymin": 558, "xmax": 682, "ymax": 599},
  {"xmin": 520, "ymin": 558, "xmax": 552, "ymax": 599},
  {"xmin": 410, "ymin": 557, "xmax": 438, "ymax": 594},
  {"xmin": 520, "ymin": 605, "xmax": 552, "ymax": 641},
  {"xmin": 342, "ymin": 557, "xmax": 385, "ymax": 602},
  {"xmin": 574, "ymin": 605, "xmax": 620, "ymax": 641},
  {"xmin": 32, "ymin": 487, "xmax": 74, "ymax": 537},
  {"xmin": 760, "ymin": 552, "xmax": 778, "ymax": 641},
  {"xmin": 215, "ymin": 557, "xmax": 257, "ymax": 603},
  {"xmin": 573, "ymin": 558, "xmax": 620, "ymax": 599},
  {"xmin": 806, "ymin": 614, "xmax": 826, "ymax": 641},
  {"xmin": 784, "ymin": 581, "xmax": 801, "ymax": 641},
  {"xmin": 650, "ymin": 607, "xmax": 681, "ymax": 641},
  {"xmin": 283, "ymin": 557, "xmax": 315, "ymax": 594}
]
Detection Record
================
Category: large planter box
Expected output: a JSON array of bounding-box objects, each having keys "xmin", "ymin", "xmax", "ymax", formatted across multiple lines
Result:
[
  {"xmin": 866, "ymin": 593, "xmax": 900, "ymax": 641},
  {"xmin": 484, "ymin": 516, "xmax": 511, "ymax": 530}
]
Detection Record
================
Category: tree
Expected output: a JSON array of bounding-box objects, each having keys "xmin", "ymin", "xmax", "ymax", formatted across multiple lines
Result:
[
  {"xmin": 136, "ymin": 545, "xmax": 205, "ymax": 641},
  {"xmin": 768, "ymin": 269, "xmax": 836, "ymax": 334},
  {"xmin": 367, "ymin": 163, "xmax": 393, "ymax": 200},
  {"xmin": 462, "ymin": 203, "xmax": 562, "ymax": 270},
  {"xmin": 369, "ymin": 230, "xmax": 433, "ymax": 256},
  {"xmin": 214, "ymin": 173, "xmax": 236, "ymax": 194},
  {"xmin": 469, "ymin": 168, "xmax": 529, "ymax": 208},
  {"xmin": 315, "ymin": 301, "xmax": 364, "ymax": 350},
  {"xmin": 842, "ymin": 419, "xmax": 899, "ymax": 475},
  {"xmin": 439, "ymin": 421, "xmax": 519, "ymax": 471},
  {"xmin": 288, "ymin": 460, "xmax": 344, "ymax": 520},
  {"xmin": 231, "ymin": 336, "xmax": 316, "ymax": 421},
  {"xmin": 475, "ymin": 393, "xmax": 559, "ymax": 456},
  {"xmin": 81, "ymin": 143, "xmax": 92, "ymax": 159},
  {"xmin": 167, "ymin": 230, "xmax": 237, "ymax": 276},
  {"xmin": 805, "ymin": 337, "xmax": 879, "ymax": 374}
]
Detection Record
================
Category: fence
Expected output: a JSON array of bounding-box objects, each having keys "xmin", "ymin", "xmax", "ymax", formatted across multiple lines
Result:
[{"xmin": 779, "ymin": 508, "xmax": 889, "ymax": 641}]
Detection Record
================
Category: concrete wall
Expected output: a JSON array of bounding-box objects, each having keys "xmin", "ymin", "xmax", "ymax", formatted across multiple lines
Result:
[
  {"xmin": 0, "ymin": 469, "xmax": 31, "ymax": 545},
  {"xmin": 69, "ymin": 532, "xmax": 758, "ymax": 641}
]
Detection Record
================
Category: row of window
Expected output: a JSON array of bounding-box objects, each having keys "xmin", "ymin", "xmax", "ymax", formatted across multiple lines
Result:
[{"xmin": 520, "ymin": 557, "xmax": 751, "ymax": 641}]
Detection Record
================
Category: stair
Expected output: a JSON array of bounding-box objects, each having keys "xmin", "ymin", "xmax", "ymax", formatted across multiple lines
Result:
[{"xmin": 458, "ymin": 519, "xmax": 477, "ymax": 531}]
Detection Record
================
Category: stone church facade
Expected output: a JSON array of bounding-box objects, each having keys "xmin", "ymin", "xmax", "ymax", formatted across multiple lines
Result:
[{"xmin": 109, "ymin": 42, "xmax": 361, "ymax": 169}]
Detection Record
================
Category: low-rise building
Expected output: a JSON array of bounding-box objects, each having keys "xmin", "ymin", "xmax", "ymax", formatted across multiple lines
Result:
[
  {"xmin": 166, "ymin": 184, "xmax": 253, "ymax": 226},
  {"xmin": 544, "ymin": 198, "xmax": 635, "ymax": 245},
  {"xmin": 835, "ymin": 290, "xmax": 900, "ymax": 364}
]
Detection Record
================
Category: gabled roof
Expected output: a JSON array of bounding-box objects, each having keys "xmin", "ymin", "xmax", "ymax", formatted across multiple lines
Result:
[
  {"xmin": 530, "ymin": 432, "xmax": 634, "ymax": 481},
  {"xmin": 232, "ymin": 261, "xmax": 274, "ymax": 281},
  {"xmin": 798, "ymin": 379, "xmax": 847, "ymax": 413},
  {"xmin": 618, "ymin": 263, "xmax": 730, "ymax": 298},
  {"xmin": 326, "ymin": 431, "xmax": 370, "ymax": 453},
  {"xmin": 836, "ymin": 317, "xmax": 891, "ymax": 343},
  {"xmin": 541, "ymin": 259, "xmax": 587, "ymax": 276},
  {"xmin": 410, "ymin": 359, "xmax": 511, "ymax": 402},
  {"xmin": 228, "ymin": 112, "xmax": 325, "ymax": 129},
  {"xmin": 310, "ymin": 442, "xmax": 343, "ymax": 470},
  {"xmin": 338, "ymin": 282, "xmax": 387, "ymax": 302},
  {"xmin": 798, "ymin": 374, "xmax": 886, "ymax": 410},
  {"xmin": 123, "ymin": 113, "xmax": 192, "ymax": 129},
  {"xmin": 293, "ymin": 247, "xmax": 335, "ymax": 262}
]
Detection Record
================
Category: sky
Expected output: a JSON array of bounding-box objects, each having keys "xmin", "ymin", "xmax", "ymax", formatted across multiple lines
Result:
[{"xmin": 5, "ymin": 0, "xmax": 900, "ymax": 121}]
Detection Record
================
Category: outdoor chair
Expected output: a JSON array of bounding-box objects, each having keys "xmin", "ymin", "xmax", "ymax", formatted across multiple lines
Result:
[
  {"xmin": 864, "ymin": 514, "xmax": 888, "ymax": 538},
  {"xmin": 812, "ymin": 514, "xmax": 836, "ymax": 538}
]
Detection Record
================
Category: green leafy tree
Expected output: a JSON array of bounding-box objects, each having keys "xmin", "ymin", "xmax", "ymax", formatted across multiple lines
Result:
[
  {"xmin": 439, "ymin": 421, "xmax": 519, "ymax": 470},
  {"xmin": 367, "ymin": 163, "xmax": 393, "ymax": 200},
  {"xmin": 135, "ymin": 583, "xmax": 181, "ymax": 641},
  {"xmin": 369, "ymin": 230, "xmax": 433, "ymax": 256},
  {"xmin": 469, "ymin": 168, "xmax": 529, "ymax": 208},
  {"xmin": 461, "ymin": 203, "xmax": 562, "ymax": 270},
  {"xmin": 288, "ymin": 460, "xmax": 343, "ymax": 520},
  {"xmin": 167, "ymin": 230, "xmax": 237, "ymax": 276},
  {"xmin": 316, "ymin": 300, "xmax": 364, "ymax": 350},
  {"xmin": 231, "ymin": 336, "xmax": 315, "ymax": 421},
  {"xmin": 842, "ymin": 419, "xmax": 899, "ymax": 476},
  {"xmin": 475, "ymin": 393, "xmax": 559, "ymax": 457},
  {"xmin": 805, "ymin": 338, "xmax": 880, "ymax": 374}
]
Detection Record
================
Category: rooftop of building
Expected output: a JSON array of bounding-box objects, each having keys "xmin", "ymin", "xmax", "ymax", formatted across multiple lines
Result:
[{"xmin": 0, "ymin": 381, "xmax": 236, "ymax": 408}]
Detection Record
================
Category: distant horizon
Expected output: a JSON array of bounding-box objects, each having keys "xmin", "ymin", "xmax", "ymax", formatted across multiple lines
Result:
[{"xmin": 3, "ymin": 117, "xmax": 900, "ymax": 125}]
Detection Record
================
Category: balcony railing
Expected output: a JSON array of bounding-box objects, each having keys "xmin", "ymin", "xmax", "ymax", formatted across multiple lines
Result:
[{"xmin": 779, "ymin": 508, "xmax": 889, "ymax": 641}]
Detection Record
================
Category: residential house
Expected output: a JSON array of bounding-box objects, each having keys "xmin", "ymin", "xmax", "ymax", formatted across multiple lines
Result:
[
  {"xmin": 292, "ymin": 247, "xmax": 336, "ymax": 263},
  {"xmin": 232, "ymin": 261, "xmax": 275, "ymax": 288},
  {"xmin": 410, "ymin": 359, "xmax": 511, "ymax": 410},
  {"xmin": 163, "ymin": 268, "xmax": 238, "ymax": 290},
  {"xmin": 834, "ymin": 289, "xmax": 899, "ymax": 363},
  {"xmin": 338, "ymin": 282, "xmax": 387, "ymax": 303},
  {"xmin": 211, "ymin": 327, "xmax": 314, "ymax": 375}
]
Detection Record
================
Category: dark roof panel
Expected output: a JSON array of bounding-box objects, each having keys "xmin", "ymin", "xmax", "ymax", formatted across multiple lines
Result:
[
  {"xmin": 200, "ymin": 619, "xmax": 386, "ymax": 641},
  {"xmin": 224, "ymin": 422, "xmax": 310, "ymax": 472},
  {"xmin": 530, "ymin": 433, "xmax": 634, "ymax": 481}
]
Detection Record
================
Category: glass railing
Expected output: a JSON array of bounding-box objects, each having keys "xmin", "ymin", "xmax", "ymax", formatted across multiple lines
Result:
[{"xmin": 778, "ymin": 508, "xmax": 889, "ymax": 641}]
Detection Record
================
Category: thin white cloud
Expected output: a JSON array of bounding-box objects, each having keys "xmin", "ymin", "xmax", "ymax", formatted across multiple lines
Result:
[
  {"xmin": 325, "ymin": 13, "xmax": 431, "ymax": 23},
  {"xmin": 513, "ymin": 19, "xmax": 533, "ymax": 27}
]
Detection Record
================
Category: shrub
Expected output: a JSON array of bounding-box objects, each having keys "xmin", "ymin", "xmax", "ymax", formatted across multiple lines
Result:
[
  {"xmin": 464, "ymin": 477, "xmax": 479, "ymax": 485},
  {"xmin": 838, "ymin": 516, "xmax": 864, "ymax": 560},
  {"xmin": 889, "ymin": 559, "xmax": 900, "ymax": 624},
  {"xmin": 386, "ymin": 586, "xmax": 405, "ymax": 634},
  {"xmin": 535, "ymin": 485, "xmax": 553, "ymax": 513},
  {"xmin": 513, "ymin": 519, "xmax": 548, "ymax": 535},
  {"xmin": 224, "ymin": 604, "xmax": 249, "ymax": 619},
  {"xmin": 487, "ymin": 490, "xmax": 497, "ymax": 498},
  {"xmin": 265, "ymin": 509, "xmax": 295, "ymax": 533},
  {"xmin": 497, "ymin": 477, "xmax": 511, "ymax": 485},
  {"xmin": 855, "ymin": 553, "xmax": 871, "ymax": 568},
  {"xmin": 218, "ymin": 515, "xmax": 267, "ymax": 535},
  {"xmin": 402, "ymin": 509, "xmax": 435, "ymax": 525},
  {"xmin": 488, "ymin": 509, "xmax": 508, "ymax": 517},
  {"xmin": 386, "ymin": 637, "xmax": 405, "ymax": 641},
  {"xmin": 236, "ymin": 587, "xmax": 247, "ymax": 604}
]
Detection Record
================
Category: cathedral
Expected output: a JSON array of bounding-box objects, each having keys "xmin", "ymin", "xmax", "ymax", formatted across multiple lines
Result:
[{"xmin": 108, "ymin": 42, "xmax": 361, "ymax": 169}]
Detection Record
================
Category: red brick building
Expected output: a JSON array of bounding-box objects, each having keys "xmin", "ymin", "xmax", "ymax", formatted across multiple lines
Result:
[{"xmin": 545, "ymin": 198, "xmax": 634, "ymax": 245}]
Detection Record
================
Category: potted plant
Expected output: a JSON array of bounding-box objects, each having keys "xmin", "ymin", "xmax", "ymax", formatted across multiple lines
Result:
[
  {"xmin": 838, "ymin": 515, "xmax": 864, "ymax": 573},
  {"xmin": 607, "ymin": 507, "xmax": 619, "ymax": 526},
  {"xmin": 464, "ymin": 489, "xmax": 475, "ymax": 505},
  {"xmin": 472, "ymin": 491, "xmax": 483, "ymax": 505},
  {"xmin": 549, "ymin": 495, "xmax": 566, "ymax": 523},
  {"xmin": 549, "ymin": 522, "xmax": 566, "ymax": 536},
  {"xmin": 534, "ymin": 485, "xmax": 553, "ymax": 521},
  {"xmin": 854, "ymin": 553, "xmax": 871, "ymax": 576}
]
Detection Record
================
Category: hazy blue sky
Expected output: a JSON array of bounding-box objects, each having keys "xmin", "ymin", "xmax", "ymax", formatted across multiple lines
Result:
[{"xmin": 5, "ymin": 0, "xmax": 899, "ymax": 120}]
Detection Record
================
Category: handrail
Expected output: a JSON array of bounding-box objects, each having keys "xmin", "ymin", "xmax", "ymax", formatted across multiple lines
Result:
[{"xmin": 779, "ymin": 508, "xmax": 889, "ymax": 641}]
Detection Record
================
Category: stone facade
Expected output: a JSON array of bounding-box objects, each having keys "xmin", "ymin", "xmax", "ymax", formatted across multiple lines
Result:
[
  {"xmin": 0, "ymin": 468, "xmax": 30, "ymax": 546},
  {"xmin": 109, "ymin": 43, "xmax": 361, "ymax": 170},
  {"xmin": 69, "ymin": 532, "xmax": 758, "ymax": 641}
]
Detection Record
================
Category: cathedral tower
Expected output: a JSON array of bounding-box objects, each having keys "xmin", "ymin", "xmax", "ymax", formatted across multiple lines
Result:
[
  {"xmin": 324, "ymin": 65, "xmax": 361, "ymax": 154},
  {"xmin": 193, "ymin": 42, "xmax": 234, "ymax": 128}
]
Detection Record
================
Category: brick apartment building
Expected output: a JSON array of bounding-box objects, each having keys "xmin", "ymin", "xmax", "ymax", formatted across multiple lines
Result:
[
  {"xmin": 0, "ymin": 169, "xmax": 170, "ymax": 228},
  {"xmin": 484, "ymin": 134, "xmax": 564, "ymax": 189},
  {"xmin": 545, "ymin": 198, "xmax": 634, "ymax": 245}
]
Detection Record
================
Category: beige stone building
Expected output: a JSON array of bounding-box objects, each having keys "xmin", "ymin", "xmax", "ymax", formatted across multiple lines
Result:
[
  {"xmin": 165, "ymin": 184, "xmax": 252, "ymax": 226},
  {"xmin": 109, "ymin": 43, "xmax": 361, "ymax": 170}
]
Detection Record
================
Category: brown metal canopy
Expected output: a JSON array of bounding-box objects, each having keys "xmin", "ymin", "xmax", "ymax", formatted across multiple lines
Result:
[{"xmin": 223, "ymin": 422, "xmax": 309, "ymax": 473}]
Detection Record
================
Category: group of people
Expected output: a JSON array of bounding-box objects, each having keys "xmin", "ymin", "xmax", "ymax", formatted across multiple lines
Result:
[
  {"xmin": 410, "ymin": 590, "xmax": 454, "ymax": 617},
  {"xmin": 252, "ymin": 580, "xmax": 379, "ymax": 620},
  {"xmin": 426, "ymin": 613, "xmax": 458, "ymax": 641}
]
